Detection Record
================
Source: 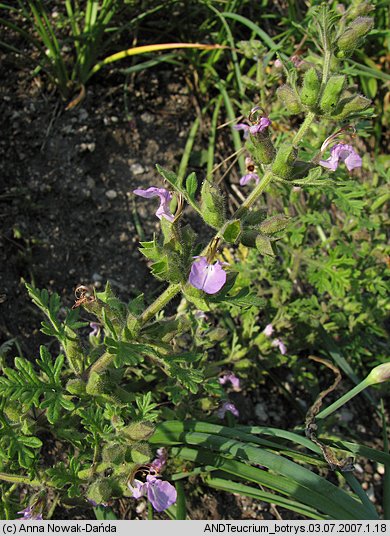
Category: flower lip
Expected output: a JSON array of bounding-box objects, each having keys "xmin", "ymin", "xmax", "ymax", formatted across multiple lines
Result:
[
  {"xmin": 188, "ymin": 256, "xmax": 227, "ymax": 295},
  {"xmin": 133, "ymin": 187, "xmax": 174, "ymax": 221},
  {"xmin": 319, "ymin": 143, "xmax": 362, "ymax": 172}
]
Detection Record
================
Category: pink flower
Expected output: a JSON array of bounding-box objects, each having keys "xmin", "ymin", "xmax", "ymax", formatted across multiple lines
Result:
[
  {"xmin": 219, "ymin": 372, "xmax": 240, "ymax": 391},
  {"xmin": 263, "ymin": 324, "xmax": 274, "ymax": 337},
  {"xmin": 128, "ymin": 475, "xmax": 177, "ymax": 512},
  {"xmin": 188, "ymin": 257, "xmax": 227, "ymax": 294},
  {"xmin": 272, "ymin": 338, "xmax": 287, "ymax": 355},
  {"xmin": 217, "ymin": 401, "xmax": 239, "ymax": 419},
  {"xmin": 319, "ymin": 144, "xmax": 362, "ymax": 172},
  {"xmin": 128, "ymin": 449, "xmax": 176, "ymax": 512},
  {"xmin": 240, "ymin": 156, "xmax": 259, "ymax": 186},
  {"xmin": 133, "ymin": 187, "xmax": 174, "ymax": 221},
  {"xmin": 234, "ymin": 117, "xmax": 271, "ymax": 140},
  {"xmin": 240, "ymin": 172, "xmax": 259, "ymax": 186}
]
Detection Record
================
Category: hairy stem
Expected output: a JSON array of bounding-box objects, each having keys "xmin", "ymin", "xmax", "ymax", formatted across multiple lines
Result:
[{"xmin": 292, "ymin": 112, "xmax": 316, "ymax": 146}]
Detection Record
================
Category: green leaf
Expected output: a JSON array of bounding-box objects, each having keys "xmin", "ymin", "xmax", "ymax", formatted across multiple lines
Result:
[
  {"xmin": 185, "ymin": 172, "xmax": 198, "ymax": 202},
  {"xmin": 222, "ymin": 220, "xmax": 241, "ymax": 243},
  {"xmin": 156, "ymin": 164, "xmax": 178, "ymax": 188},
  {"xmin": 256, "ymin": 234, "xmax": 275, "ymax": 256}
]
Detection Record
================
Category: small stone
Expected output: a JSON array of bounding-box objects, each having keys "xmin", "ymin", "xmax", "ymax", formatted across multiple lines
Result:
[
  {"xmin": 377, "ymin": 464, "xmax": 385, "ymax": 475},
  {"xmin": 366, "ymin": 485, "xmax": 376, "ymax": 503},
  {"xmin": 140, "ymin": 112, "xmax": 154, "ymax": 124},
  {"xmin": 340, "ymin": 408, "xmax": 354, "ymax": 423},
  {"xmin": 92, "ymin": 273, "xmax": 103, "ymax": 282},
  {"xmin": 79, "ymin": 142, "xmax": 96, "ymax": 153},
  {"xmin": 130, "ymin": 163, "xmax": 145, "ymax": 176},
  {"xmin": 110, "ymin": 116, "xmax": 119, "ymax": 123},
  {"xmin": 255, "ymin": 403, "xmax": 268, "ymax": 422},
  {"xmin": 86, "ymin": 177, "xmax": 95, "ymax": 189},
  {"xmin": 78, "ymin": 108, "xmax": 88, "ymax": 121},
  {"xmin": 105, "ymin": 189, "xmax": 117, "ymax": 200},
  {"xmin": 135, "ymin": 501, "xmax": 146, "ymax": 514}
]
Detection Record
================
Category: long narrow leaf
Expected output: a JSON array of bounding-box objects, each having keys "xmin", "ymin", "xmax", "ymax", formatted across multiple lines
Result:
[{"xmin": 90, "ymin": 43, "xmax": 226, "ymax": 77}]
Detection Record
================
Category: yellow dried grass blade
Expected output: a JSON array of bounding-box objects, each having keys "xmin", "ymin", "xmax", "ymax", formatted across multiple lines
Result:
[{"xmin": 90, "ymin": 43, "xmax": 226, "ymax": 75}]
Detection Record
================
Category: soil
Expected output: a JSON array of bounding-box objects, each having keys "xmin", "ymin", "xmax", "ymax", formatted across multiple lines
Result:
[{"xmin": 0, "ymin": 59, "xmax": 198, "ymax": 359}]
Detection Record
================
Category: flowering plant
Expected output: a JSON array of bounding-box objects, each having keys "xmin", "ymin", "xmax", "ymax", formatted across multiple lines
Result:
[{"xmin": 0, "ymin": 2, "xmax": 388, "ymax": 522}]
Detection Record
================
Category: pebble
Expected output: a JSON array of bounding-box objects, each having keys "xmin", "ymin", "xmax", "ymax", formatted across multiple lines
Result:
[
  {"xmin": 105, "ymin": 189, "xmax": 117, "ymax": 200},
  {"xmin": 86, "ymin": 177, "xmax": 95, "ymax": 189},
  {"xmin": 130, "ymin": 163, "xmax": 145, "ymax": 176},
  {"xmin": 140, "ymin": 111, "xmax": 154, "ymax": 124},
  {"xmin": 92, "ymin": 273, "xmax": 103, "ymax": 282},
  {"xmin": 377, "ymin": 463, "xmax": 385, "ymax": 475},
  {"xmin": 366, "ymin": 484, "xmax": 376, "ymax": 503},
  {"xmin": 255, "ymin": 402, "xmax": 268, "ymax": 422},
  {"xmin": 340, "ymin": 408, "xmax": 354, "ymax": 423},
  {"xmin": 79, "ymin": 142, "xmax": 96, "ymax": 153}
]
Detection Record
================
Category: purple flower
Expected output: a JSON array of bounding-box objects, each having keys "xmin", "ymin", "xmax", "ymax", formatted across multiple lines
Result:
[
  {"xmin": 128, "ymin": 475, "xmax": 177, "ymax": 512},
  {"xmin": 240, "ymin": 156, "xmax": 259, "ymax": 186},
  {"xmin": 89, "ymin": 322, "xmax": 101, "ymax": 338},
  {"xmin": 151, "ymin": 447, "xmax": 168, "ymax": 473},
  {"xmin": 188, "ymin": 256, "xmax": 227, "ymax": 295},
  {"xmin": 217, "ymin": 401, "xmax": 239, "ymax": 419},
  {"xmin": 272, "ymin": 338, "xmax": 287, "ymax": 355},
  {"xmin": 319, "ymin": 144, "xmax": 362, "ymax": 172},
  {"xmin": 263, "ymin": 324, "xmax": 274, "ymax": 337},
  {"xmin": 240, "ymin": 172, "xmax": 260, "ymax": 186},
  {"xmin": 16, "ymin": 505, "xmax": 43, "ymax": 521},
  {"xmin": 249, "ymin": 117, "xmax": 271, "ymax": 134},
  {"xmin": 145, "ymin": 475, "xmax": 177, "ymax": 512},
  {"xmin": 233, "ymin": 123, "xmax": 250, "ymax": 139},
  {"xmin": 234, "ymin": 117, "xmax": 271, "ymax": 139},
  {"xmin": 219, "ymin": 372, "xmax": 240, "ymax": 391},
  {"xmin": 133, "ymin": 187, "xmax": 174, "ymax": 222}
]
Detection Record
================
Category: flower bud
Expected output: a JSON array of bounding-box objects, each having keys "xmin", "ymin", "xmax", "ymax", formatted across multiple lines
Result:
[
  {"xmin": 319, "ymin": 76, "xmax": 346, "ymax": 114},
  {"xmin": 277, "ymin": 85, "xmax": 302, "ymax": 115},
  {"xmin": 87, "ymin": 478, "xmax": 114, "ymax": 505},
  {"xmin": 121, "ymin": 421, "xmax": 155, "ymax": 441},
  {"xmin": 200, "ymin": 181, "xmax": 226, "ymax": 229},
  {"xmin": 332, "ymin": 94, "xmax": 371, "ymax": 119},
  {"xmin": 130, "ymin": 441, "xmax": 152, "ymax": 464},
  {"xmin": 271, "ymin": 144, "xmax": 298, "ymax": 179},
  {"xmin": 102, "ymin": 443, "xmax": 127, "ymax": 465},
  {"xmin": 336, "ymin": 17, "xmax": 374, "ymax": 58},
  {"xmin": 366, "ymin": 363, "xmax": 390, "ymax": 385},
  {"xmin": 300, "ymin": 67, "xmax": 321, "ymax": 108},
  {"xmin": 349, "ymin": 2, "xmax": 374, "ymax": 18}
]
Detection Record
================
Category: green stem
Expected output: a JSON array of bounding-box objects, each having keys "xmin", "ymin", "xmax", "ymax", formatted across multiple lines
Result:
[
  {"xmin": 234, "ymin": 170, "xmax": 273, "ymax": 219},
  {"xmin": 291, "ymin": 112, "xmax": 316, "ymax": 146},
  {"xmin": 140, "ymin": 283, "xmax": 181, "ymax": 326},
  {"xmin": 0, "ymin": 472, "xmax": 41, "ymax": 487},
  {"xmin": 315, "ymin": 378, "xmax": 371, "ymax": 421}
]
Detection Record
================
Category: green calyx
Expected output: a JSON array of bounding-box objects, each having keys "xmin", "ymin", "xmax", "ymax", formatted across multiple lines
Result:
[
  {"xmin": 319, "ymin": 75, "xmax": 346, "ymax": 115},
  {"xmin": 120, "ymin": 420, "xmax": 155, "ymax": 441},
  {"xmin": 102, "ymin": 443, "xmax": 127, "ymax": 465},
  {"xmin": 300, "ymin": 67, "xmax": 321, "ymax": 108},
  {"xmin": 332, "ymin": 94, "xmax": 371, "ymax": 119},
  {"xmin": 247, "ymin": 135, "xmax": 275, "ymax": 166},
  {"xmin": 86, "ymin": 478, "xmax": 115, "ymax": 505},
  {"xmin": 130, "ymin": 441, "xmax": 152, "ymax": 463},
  {"xmin": 200, "ymin": 181, "xmax": 226, "ymax": 229},
  {"xmin": 336, "ymin": 17, "xmax": 374, "ymax": 58},
  {"xmin": 277, "ymin": 85, "xmax": 302, "ymax": 115},
  {"xmin": 271, "ymin": 144, "xmax": 298, "ymax": 179}
]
